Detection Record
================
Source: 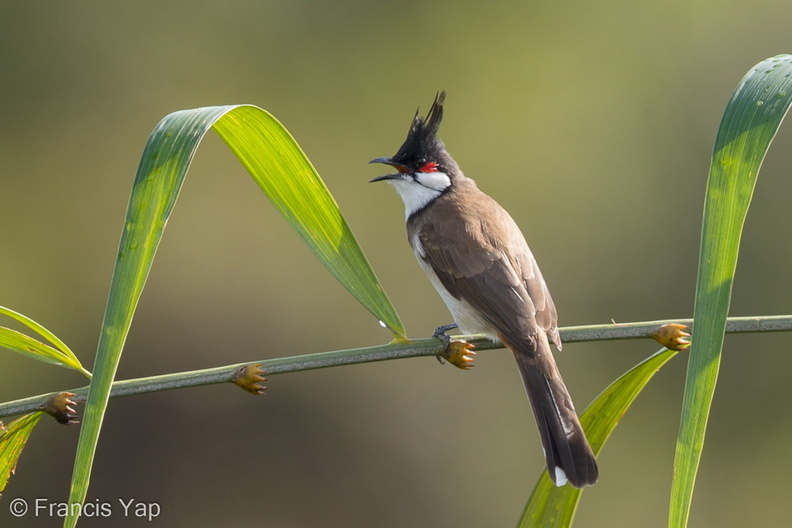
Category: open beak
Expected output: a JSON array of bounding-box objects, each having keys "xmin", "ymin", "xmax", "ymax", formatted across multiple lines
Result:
[{"xmin": 369, "ymin": 157, "xmax": 409, "ymax": 182}]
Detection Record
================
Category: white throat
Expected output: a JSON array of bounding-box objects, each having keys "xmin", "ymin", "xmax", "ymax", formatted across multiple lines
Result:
[{"xmin": 388, "ymin": 171, "xmax": 451, "ymax": 219}]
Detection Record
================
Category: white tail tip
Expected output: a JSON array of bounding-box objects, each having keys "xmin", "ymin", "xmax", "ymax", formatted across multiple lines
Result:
[{"xmin": 554, "ymin": 466, "xmax": 568, "ymax": 487}]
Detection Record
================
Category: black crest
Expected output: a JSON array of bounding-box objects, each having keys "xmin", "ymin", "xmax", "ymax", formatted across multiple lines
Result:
[{"xmin": 390, "ymin": 91, "xmax": 457, "ymax": 173}]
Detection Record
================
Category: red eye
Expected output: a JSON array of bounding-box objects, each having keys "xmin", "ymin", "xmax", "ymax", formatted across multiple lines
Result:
[{"xmin": 419, "ymin": 161, "xmax": 438, "ymax": 173}]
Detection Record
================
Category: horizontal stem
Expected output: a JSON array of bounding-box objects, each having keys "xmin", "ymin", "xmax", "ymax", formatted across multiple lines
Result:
[
  {"xmin": 561, "ymin": 314, "xmax": 792, "ymax": 341},
  {"xmin": 2, "ymin": 315, "xmax": 790, "ymax": 420}
]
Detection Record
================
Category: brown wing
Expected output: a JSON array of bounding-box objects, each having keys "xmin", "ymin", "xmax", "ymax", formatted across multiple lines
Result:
[{"xmin": 415, "ymin": 186, "xmax": 560, "ymax": 349}]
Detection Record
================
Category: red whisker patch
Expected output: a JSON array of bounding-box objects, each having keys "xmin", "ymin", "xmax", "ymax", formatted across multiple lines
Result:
[{"xmin": 419, "ymin": 161, "xmax": 439, "ymax": 173}]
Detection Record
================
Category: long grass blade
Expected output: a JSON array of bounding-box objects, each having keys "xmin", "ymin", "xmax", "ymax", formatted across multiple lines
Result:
[
  {"xmin": 669, "ymin": 55, "xmax": 792, "ymax": 528},
  {"xmin": 64, "ymin": 105, "xmax": 405, "ymax": 527}
]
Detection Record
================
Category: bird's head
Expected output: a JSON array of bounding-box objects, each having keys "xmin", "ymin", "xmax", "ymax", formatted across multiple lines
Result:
[{"xmin": 370, "ymin": 92, "xmax": 459, "ymax": 217}]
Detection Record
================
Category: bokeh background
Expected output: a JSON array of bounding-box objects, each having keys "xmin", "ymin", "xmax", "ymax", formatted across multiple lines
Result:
[{"xmin": 2, "ymin": 1, "xmax": 792, "ymax": 526}]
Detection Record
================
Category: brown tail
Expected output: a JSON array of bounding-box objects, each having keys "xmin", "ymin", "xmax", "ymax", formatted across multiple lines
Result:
[{"xmin": 502, "ymin": 331, "xmax": 598, "ymax": 488}]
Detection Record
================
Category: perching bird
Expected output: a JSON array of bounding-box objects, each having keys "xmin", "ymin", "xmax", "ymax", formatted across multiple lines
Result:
[{"xmin": 369, "ymin": 92, "xmax": 598, "ymax": 488}]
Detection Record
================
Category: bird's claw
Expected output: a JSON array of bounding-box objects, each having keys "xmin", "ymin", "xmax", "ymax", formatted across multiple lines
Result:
[
  {"xmin": 432, "ymin": 322, "xmax": 457, "ymax": 364},
  {"xmin": 432, "ymin": 323, "xmax": 458, "ymax": 346}
]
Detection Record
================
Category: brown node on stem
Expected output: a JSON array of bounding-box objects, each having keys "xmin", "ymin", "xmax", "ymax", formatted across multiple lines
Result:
[
  {"xmin": 38, "ymin": 392, "xmax": 81, "ymax": 425},
  {"xmin": 232, "ymin": 363, "xmax": 268, "ymax": 395},
  {"xmin": 438, "ymin": 340, "xmax": 477, "ymax": 370},
  {"xmin": 649, "ymin": 323, "xmax": 691, "ymax": 351}
]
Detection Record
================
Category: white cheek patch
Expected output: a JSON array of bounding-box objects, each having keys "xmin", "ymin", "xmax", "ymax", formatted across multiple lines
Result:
[
  {"xmin": 388, "ymin": 172, "xmax": 450, "ymax": 219},
  {"xmin": 415, "ymin": 171, "xmax": 451, "ymax": 191}
]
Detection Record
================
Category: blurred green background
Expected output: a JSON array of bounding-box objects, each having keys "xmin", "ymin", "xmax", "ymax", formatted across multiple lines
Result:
[{"xmin": 2, "ymin": 1, "xmax": 792, "ymax": 526}]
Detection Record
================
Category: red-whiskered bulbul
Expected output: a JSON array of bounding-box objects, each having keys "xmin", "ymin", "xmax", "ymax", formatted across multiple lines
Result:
[{"xmin": 369, "ymin": 92, "xmax": 598, "ymax": 488}]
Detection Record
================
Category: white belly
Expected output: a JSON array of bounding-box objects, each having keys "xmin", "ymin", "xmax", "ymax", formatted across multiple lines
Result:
[{"xmin": 417, "ymin": 257, "xmax": 497, "ymax": 339}]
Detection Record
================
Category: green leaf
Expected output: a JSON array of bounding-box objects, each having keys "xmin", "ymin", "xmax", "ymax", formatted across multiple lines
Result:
[
  {"xmin": 65, "ymin": 105, "xmax": 405, "ymax": 527},
  {"xmin": 518, "ymin": 348, "xmax": 678, "ymax": 528},
  {"xmin": 0, "ymin": 306, "xmax": 89, "ymax": 377},
  {"xmin": 0, "ymin": 412, "xmax": 44, "ymax": 493},
  {"xmin": 212, "ymin": 107, "xmax": 405, "ymax": 339},
  {"xmin": 670, "ymin": 55, "xmax": 792, "ymax": 528},
  {"xmin": 0, "ymin": 327, "xmax": 78, "ymax": 369}
]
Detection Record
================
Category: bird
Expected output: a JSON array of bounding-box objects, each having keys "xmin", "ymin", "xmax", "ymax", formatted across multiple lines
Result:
[{"xmin": 369, "ymin": 92, "xmax": 598, "ymax": 488}]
